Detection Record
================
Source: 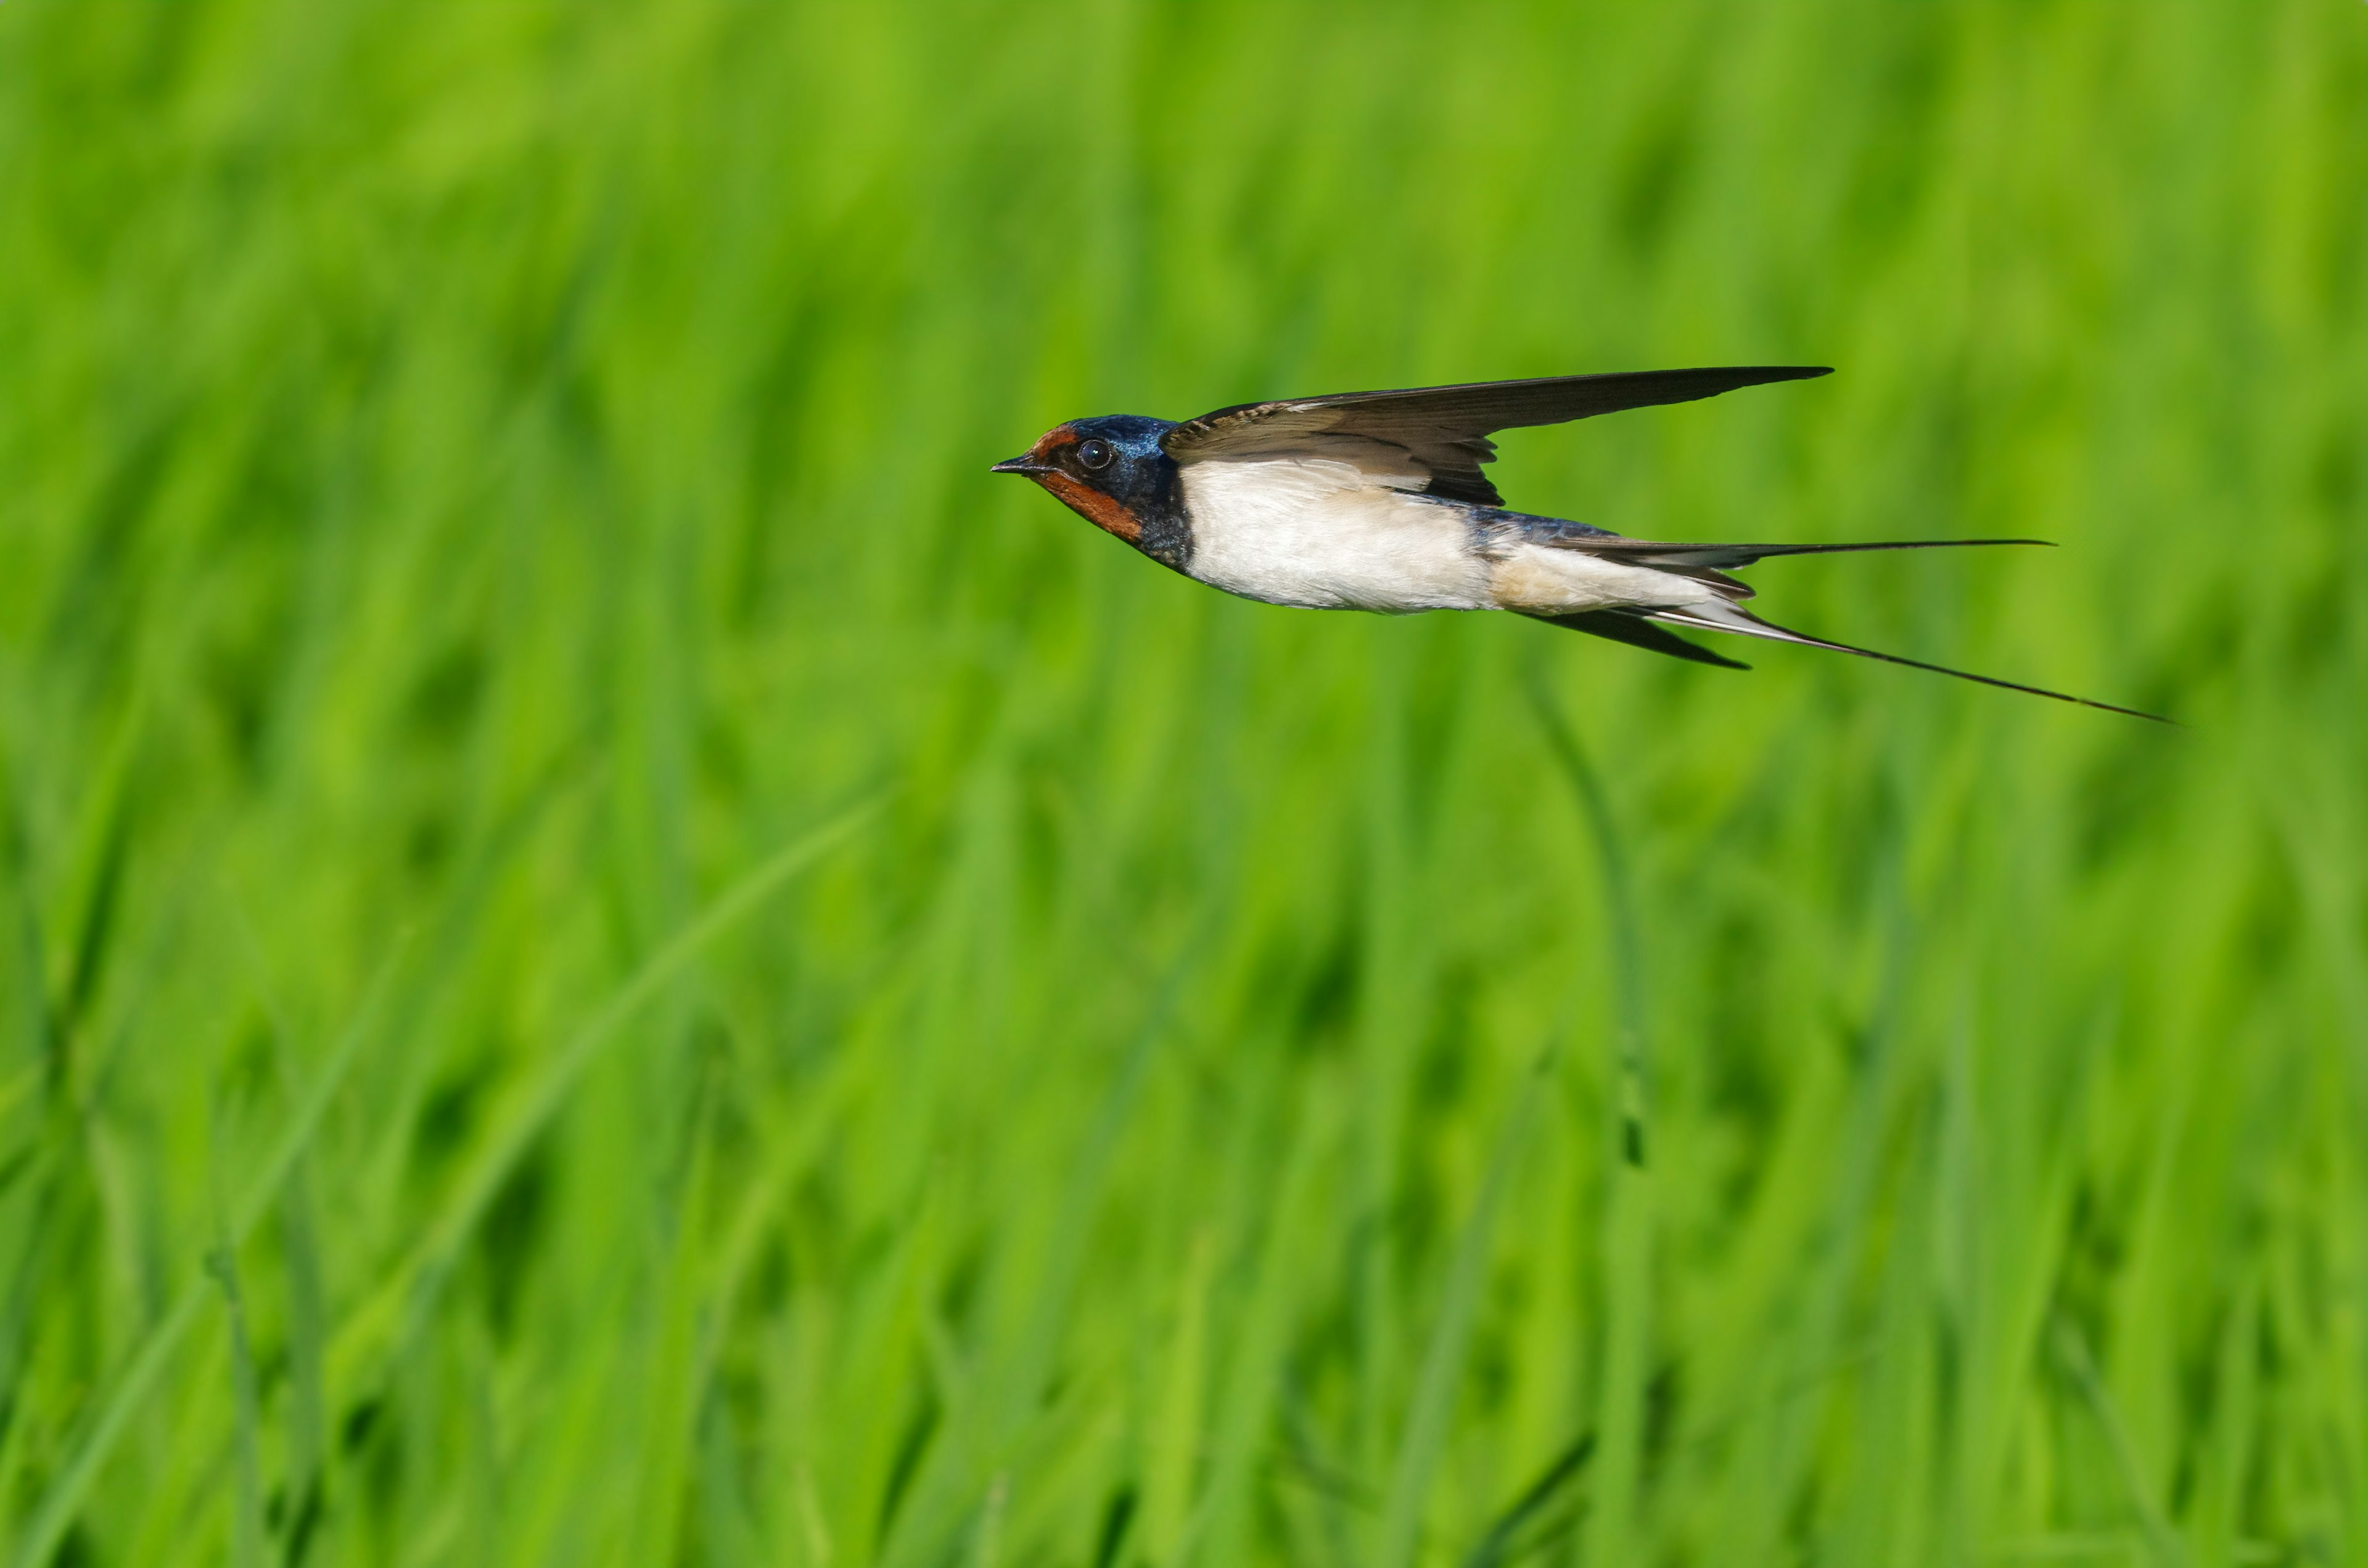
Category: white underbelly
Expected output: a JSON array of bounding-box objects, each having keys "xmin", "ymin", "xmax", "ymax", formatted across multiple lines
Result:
[
  {"xmin": 1484, "ymin": 543, "xmax": 1718, "ymax": 614},
  {"xmin": 1180, "ymin": 460, "xmax": 1492, "ymax": 612}
]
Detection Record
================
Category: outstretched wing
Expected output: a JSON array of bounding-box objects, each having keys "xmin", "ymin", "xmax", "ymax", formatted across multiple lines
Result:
[{"xmin": 1161, "ymin": 366, "xmax": 1832, "ymax": 506}]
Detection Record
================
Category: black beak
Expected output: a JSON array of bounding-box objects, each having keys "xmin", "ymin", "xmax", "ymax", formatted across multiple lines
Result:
[{"xmin": 990, "ymin": 455, "xmax": 1050, "ymax": 475}]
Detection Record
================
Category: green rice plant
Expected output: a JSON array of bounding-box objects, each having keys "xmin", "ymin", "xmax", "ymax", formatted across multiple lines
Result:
[{"xmin": 1, "ymin": 1, "xmax": 2362, "ymax": 1563}]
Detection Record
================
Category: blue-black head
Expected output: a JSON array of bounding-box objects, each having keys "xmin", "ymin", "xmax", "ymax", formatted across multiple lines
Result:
[{"xmin": 991, "ymin": 414, "xmax": 1191, "ymax": 571}]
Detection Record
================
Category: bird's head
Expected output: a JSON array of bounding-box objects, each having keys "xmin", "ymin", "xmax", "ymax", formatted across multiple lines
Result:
[{"xmin": 990, "ymin": 414, "xmax": 1183, "ymax": 560}]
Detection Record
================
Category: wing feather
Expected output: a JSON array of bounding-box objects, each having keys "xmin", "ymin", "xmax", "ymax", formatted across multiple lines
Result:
[{"xmin": 1161, "ymin": 366, "xmax": 1832, "ymax": 506}]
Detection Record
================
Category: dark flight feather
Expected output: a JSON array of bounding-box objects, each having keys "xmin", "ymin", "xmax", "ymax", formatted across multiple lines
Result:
[
  {"xmin": 1534, "ymin": 535, "xmax": 2052, "ymax": 570},
  {"xmin": 1523, "ymin": 532, "xmax": 2053, "ymax": 604},
  {"xmin": 1525, "ymin": 609, "xmax": 1752, "ymax": 670},
  {"xmin": 1645, "ymin": 604, "xmax": 2171, "ymax": 722},
  {"xmin": 1162, "ymin": 366, "xmax": 1832, "ymax": 507}
]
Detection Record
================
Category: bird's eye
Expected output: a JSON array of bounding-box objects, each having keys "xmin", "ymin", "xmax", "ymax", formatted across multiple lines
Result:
[{"xmin": 1075, "ymin": 438, "xmax": 1114, "ymax": 470}]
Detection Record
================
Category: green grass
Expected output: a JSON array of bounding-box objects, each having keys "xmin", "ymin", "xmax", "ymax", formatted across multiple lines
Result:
[{"xmin": 2, "ymin": 1, "xmax": 2364, "ymax": 1563}]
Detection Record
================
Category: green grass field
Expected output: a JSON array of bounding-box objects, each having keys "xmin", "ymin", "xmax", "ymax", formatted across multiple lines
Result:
[{"xmin": 3, "ymin": 2, "xmax": 2365, "ymax": 1563}]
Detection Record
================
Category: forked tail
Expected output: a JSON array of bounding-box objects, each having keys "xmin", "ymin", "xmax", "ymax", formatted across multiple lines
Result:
[
  {"xmin": 1527, "ymin": 533, "xmax": 2169, "ymax": 722},
  {"xmin": 1645, "ymin": 599, "xmax": 2171, "ymax": 722}
]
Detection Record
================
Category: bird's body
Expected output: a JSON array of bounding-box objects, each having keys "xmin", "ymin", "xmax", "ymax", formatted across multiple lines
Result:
[
  {"xmin": 1185, "ymin": 460, "xmax": 1489, "ymax": 611},
  {"xmin": 993, "ymin": 367, "xmax": 2161, "ymax": 720},
  {"xmin": 1181, "ymin": 459, "xmax": 1686, "ymax": 616}
]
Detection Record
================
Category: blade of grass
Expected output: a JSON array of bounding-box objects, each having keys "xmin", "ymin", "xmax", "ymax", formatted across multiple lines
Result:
[
  {"xmin": 2052, "ymin": 1318, "xmax": 2186, "ymax": 1568},
  {"xmin": 1523, "ymin": 666, "xmax": 1655, "ymax": 1568},
  {"xmin": 1376, "ymin": 1045, "xmax": 1556, "ymax": 1568},
  {"xmin": 1168, "ymin": 1073, "xmax": 1341, "ymax": 1568},
  {"xmin": 1142, "ymin": 1227, "xmax": 1215, "ymax": 1564},
  {"xmin": 10, "ymin": 935, "xmax": 411, "ymax": 1568},
  {"xmin": 202, "ymin": 1235, "xmax": 266, "ymax": 1568},
  {"xmin": 325, "ymin": 798, "xmax": 882, "ymax": 1390},
  {"xmin": 878, "ymin": 919, "xmax": 1205, "ymax": 1568}
]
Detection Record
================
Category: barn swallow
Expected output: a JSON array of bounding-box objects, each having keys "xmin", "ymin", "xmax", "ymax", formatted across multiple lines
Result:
[{"xmin": 992, "ymin": 367, "xmax": 2163, "ymax": 719}]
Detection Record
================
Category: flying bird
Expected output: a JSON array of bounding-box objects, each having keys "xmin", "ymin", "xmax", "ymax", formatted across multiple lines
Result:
[{"xmin": 992, "ymin": 367, "xmax": 2163, "ymax": 720}]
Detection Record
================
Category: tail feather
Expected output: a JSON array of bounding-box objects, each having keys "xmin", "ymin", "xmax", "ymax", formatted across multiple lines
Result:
[
  {"xmin": 1526, "ymin": 609, "xmax": 1751, "ymax": 669},
  {"xmin": 1546, "ymin": 536, "xmax": 2054, "ymax": 571},
  {"xmin": 1648, "ymin": 601, "xmax": 2171, "ymax": 723}
]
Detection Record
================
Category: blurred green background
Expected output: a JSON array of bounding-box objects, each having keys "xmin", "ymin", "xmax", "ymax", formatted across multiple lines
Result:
[{"xmin": 2, "ymin": 1, "xmax": 2364, "ymax": 1564}]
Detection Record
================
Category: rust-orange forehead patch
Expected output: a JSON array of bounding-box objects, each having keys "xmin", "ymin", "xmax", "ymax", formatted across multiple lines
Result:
[{"xmin": 1026, "ymin": 422, "xmax": 1080, "ymax": 461}]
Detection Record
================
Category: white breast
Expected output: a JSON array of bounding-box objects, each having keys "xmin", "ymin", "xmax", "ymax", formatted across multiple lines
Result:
[{"xmin": 1178, "ymin": 459, "xmax": 1494, "ymax": 612}]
